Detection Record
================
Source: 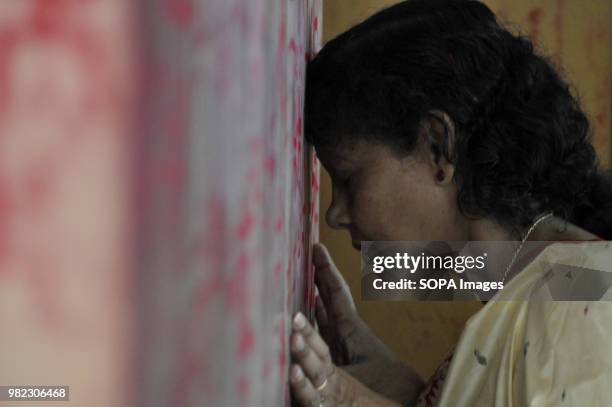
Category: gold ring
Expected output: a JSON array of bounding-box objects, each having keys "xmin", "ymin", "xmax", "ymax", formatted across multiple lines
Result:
[{"xmin": 315, "ymin": 378, "xmax": 328, "ymax": 392}]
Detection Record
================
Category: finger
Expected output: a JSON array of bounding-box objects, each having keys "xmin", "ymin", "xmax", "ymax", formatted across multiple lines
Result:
[
  {"xmin": 313, "ymin": 243, "xmax": 356, "ymax": 315},
  {"xmin": 315, "ymin": 294, "xmax": 329, "ymax": 328},
  {"xmin": 290, "ymin": 364, "xmax": 320, "ymax": 407},
  {"xmin": 314, "ymin": 294, "xmax": 335, "ymax": 353},
  {"xmin": 290, "ymin": 331, "xmax": 328, "ymax": 388},
  {"xmin": 293, "ymin": 312, "xmax": 332, "ymax": 366}
]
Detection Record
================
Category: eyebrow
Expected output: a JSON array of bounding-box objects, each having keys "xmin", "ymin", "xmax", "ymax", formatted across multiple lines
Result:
[
  {"xmin": 326, "ymin": 155, "xmax": 354, "ymax": 174},
  {"xmin": 319, "ymin": 156, "xmax": 351, "ymax": 181},
  {"xmin": 328, "ymin": 147, "xmax": 357, "ymax": 164}
]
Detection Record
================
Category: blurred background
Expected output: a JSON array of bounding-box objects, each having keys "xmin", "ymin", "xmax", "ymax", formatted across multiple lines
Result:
[{"xmin": 320, "ymin": 0, "xmax": 611, "ymax": 379}]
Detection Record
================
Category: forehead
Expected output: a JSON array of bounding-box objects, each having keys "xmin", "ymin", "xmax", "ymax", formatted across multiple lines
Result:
[{"xmin": 315, "ymin": 139, "xmax": 405, "ymax": 168}]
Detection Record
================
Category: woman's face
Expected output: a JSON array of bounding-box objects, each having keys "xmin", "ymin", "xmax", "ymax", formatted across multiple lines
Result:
[{"xmin": 316, "ymin": 138, "xmax": 469, "ymax": 249}]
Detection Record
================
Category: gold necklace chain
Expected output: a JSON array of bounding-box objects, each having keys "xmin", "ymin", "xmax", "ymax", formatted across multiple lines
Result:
[{"xmin": 502, "ymin": 212, "xmax": 554, "ymax": 284}]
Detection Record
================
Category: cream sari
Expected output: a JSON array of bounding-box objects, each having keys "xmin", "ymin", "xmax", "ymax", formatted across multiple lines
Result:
[{"xmin": 417, "ymin": 241, "xmax": 612, "ymax": 407}]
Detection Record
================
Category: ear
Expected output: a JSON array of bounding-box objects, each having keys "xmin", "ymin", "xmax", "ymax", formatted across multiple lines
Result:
[{"xmin": 418, "ymin": 110, "xmax": 456, "ymax": 185}]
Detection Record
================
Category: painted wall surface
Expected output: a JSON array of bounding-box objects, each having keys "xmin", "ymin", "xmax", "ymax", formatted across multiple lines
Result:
[
  {"xmin": 135, "ymin": 1, "xmax": 322, "ymax": 406},
  {"xmin": 0, "ymin": 1, "xmax": 321, "ymax": 406},
  {"xmin": 321, "ymin": 0, "xmax": 611, "ymax": 379}
]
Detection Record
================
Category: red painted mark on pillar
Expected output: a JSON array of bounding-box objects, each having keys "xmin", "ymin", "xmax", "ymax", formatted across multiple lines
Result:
[
  {"xmin": 236, "ymin": 211, "xmax": 254, "ymax": 240},
  {"xmin": 288, "ymin": 38, "xmax": 298, "ymax": 55},
  {"xmin": 274, "ymin": 261, "xmax": 283, "ymax": 287},
  {"xmin": 238, "ymin": 375, "xmax": 250, "ymax": 398},
  {"xmin": 274, "ymin": 216, "xmax": 284, "ymax": 232},
  {"xmin": 163, "ymin": 0, "xmax": 195, "ymax": 28},
  {"xmin": 264, "ymin": 155, "xmax": 276, "ymax": 174},
  {"xmin": 229, "ymin": 253, "xmax": 249, "ymax": 307},
  {"xmin": 29, "ymin": 0, "xmax": 71, "ymax": 38},
  {"xmin": 174, "ymin": 357, "xmax": 204, "ymax": 405},
  {"xmin": 313, "ymin": 16, "xmax": 318, "ymax": 32},
  {"xmin": 311, "ymin": 174, "xmax": 319, "ymax": 193},
  {"xmin": 274, "ymin": 261, "xmax": 282, "ymax": 275},
  {"xmin": 237, "ymin": 318, "xmax": 255, "ymax": 359}
]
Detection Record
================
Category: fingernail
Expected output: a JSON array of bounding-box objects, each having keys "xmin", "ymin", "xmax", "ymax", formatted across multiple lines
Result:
[
  {"xmin": 292, "ymin": 365, "xmax": 303, "ymax": 381},
  {"xmin": 294, "ymin": 334, "xmax": 305, "ymax": 351},
  {"xmin": 293, "ymin": 312, "xmax": 306, "ymax": 329}
]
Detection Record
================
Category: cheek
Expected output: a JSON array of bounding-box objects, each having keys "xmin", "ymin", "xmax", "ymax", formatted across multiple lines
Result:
[
  {"xmin": 349, "ymin": 168, "xmax": 454, "ymax": 240},
  {"xmin": 393, "ymin": 177, "xmax": 462, "ymax": 240},
  {"xmin": 348, "ymin": 180, "xmax": 403, "ymax": 239}
]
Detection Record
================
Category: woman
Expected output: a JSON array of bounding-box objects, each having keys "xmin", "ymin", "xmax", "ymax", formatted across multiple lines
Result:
[{"xmin": 289, "ymin": 0, "xmax": 612, "ymax": 406}]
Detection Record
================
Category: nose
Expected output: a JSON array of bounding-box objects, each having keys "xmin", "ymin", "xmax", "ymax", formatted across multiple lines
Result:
[{"xmin": 325, "ymin": 184, "xmax": 351, "ymax": 230}]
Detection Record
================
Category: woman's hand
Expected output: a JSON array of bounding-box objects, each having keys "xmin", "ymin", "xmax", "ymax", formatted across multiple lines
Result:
[
  {"xmin": 289, "ymin": 311, "xmax": 346, "ymax": 406},
  {"xmin": 310, "ymin": 243, "xmax": 425, "ymax": 405},
  {"xmin": 312, "ymin": 243, "xmax": 362, "ymax": 366},
  {"xmin": 312, "ymin": 243, "xmax": 409, "ymax": 367},
  {"xmin": 290, "ymin": 312, "xmax": 402, "ymax": 407}
]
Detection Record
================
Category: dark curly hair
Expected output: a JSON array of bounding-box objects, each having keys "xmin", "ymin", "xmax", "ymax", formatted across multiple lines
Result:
[{"xmin": 304, "ymin": 0, "xmax": 612, "ymax": 239}]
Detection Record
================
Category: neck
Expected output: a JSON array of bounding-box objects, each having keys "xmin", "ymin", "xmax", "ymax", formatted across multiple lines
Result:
[
  {"xmin": 467, "ymin": 217, "xmax": 515, "ymax": 241},
  {"xmin": 463, "ymin": 217, "xmax": 519, "ymax": 287}
]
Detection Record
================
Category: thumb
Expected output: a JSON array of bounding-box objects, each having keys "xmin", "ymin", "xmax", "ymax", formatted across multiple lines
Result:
[{"xmin": 313, "ymin": 243, "xmax": 357, "ymax": 318}]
